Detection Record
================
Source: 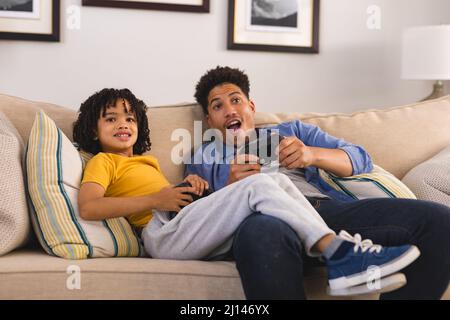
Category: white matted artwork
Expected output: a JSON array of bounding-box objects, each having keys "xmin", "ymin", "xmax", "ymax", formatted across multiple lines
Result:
[
  {"xmin": 228, "ymin": 0, "xmax": 320, "ymax": 53},
  {"xmin": 0, "ymin": 0, "xmax": 59, "ymax": 41},
  {"xmin": 82, "ymin": 0, "xmax": 209, "ymax": 12},
  {"xmin": 0, "ymin": 0, "xmax": 39, "ymax": 19},
  {"xmin": 246, "ymin": 0, "xmax": 299, "ymax": 33}
]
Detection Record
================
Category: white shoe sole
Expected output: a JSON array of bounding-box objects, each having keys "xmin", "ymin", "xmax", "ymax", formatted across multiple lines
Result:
[
  {"xmin": 327, "ymin": 273, "xmax": 407, "ymax": 297},
  {"xmin": 329, "ymin": 245, "xmax": 420, "ymax": 290}
]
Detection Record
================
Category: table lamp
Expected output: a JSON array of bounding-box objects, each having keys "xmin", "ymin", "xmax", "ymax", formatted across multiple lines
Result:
[{"xmin": 402, "ymin": 25, "xmax": 450, "ymax": 101}]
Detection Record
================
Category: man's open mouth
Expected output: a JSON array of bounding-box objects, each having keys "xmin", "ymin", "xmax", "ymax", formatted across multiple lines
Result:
[{"xmin": 225, "ymin": 120, "xmax": 242, "ymax": 132}]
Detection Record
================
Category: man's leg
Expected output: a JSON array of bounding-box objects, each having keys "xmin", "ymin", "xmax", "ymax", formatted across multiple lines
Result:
[
  {"xmin": 232, "ymin": 214, "xmax": 306, "ymax": 299},
  {"xmin": 312, "ymin": 197, "xmax": 450, "ymax": 299}
]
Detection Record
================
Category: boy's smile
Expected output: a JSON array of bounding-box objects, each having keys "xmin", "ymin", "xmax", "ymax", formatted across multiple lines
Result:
[
  {"xmin": 206, "ymin": 83, "xmax": 256, "ymax": 145},
  {"xmin": 96, "ymin": 98, "xmax": 138, "ymax": 157}
]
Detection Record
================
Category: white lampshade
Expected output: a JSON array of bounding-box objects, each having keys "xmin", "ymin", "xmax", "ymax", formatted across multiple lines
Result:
[{"xmin": 402, "ymin": 25, "xmax": 450, "ymax": 80}]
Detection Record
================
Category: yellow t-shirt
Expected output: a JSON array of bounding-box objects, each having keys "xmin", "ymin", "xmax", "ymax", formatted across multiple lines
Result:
[{"xmin": 81, "ymin": 152, "xmax": 170, "ymax": 228}]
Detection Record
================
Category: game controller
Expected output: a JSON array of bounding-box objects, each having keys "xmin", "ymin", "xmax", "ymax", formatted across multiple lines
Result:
[
  {"xmin": 168, "ymin": 181, "xmax": 212, "ymax": 219},
  {"xmin": 238, "ymin": 132, "xmax": 285, "ymax": 165}
]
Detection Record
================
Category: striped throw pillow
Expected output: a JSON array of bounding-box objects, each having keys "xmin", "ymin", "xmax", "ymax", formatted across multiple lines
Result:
[
  {"xmin": 26, "ymin": 110, "xmax": 143, "ymax": 259},
  {"xmin": 318, "ymin": 165, "xmax": 416, "ymax": 200}
]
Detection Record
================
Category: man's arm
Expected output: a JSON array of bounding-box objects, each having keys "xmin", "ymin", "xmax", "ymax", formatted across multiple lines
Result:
[
  {"xmin": 278, "ymin": 120, "xmax": 373, "ymax": 177},
  {"xmin": 278, "ymin": 136, "xmax": 353, "ymax": 177}
]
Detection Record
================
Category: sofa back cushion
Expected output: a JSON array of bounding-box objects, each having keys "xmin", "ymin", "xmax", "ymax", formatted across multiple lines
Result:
[
  {"xmin": 145, "ymin": 97, "xmax": 450, "ymax": 184},
  {"xmin": 145, "ymin": 103, "xmax": 206, "ymax": 184},
  {"xmin": 254, "ymin": 95, "xmax": 450, "ymax": 179},
  {"xmin": 2, "ymin": 93, "xmax": 449, "ymax": 183},
  {"xmin": 26, "ymin": 111, "xmax": 143, "ymax": 259},
  {"xmin": 0, "ymin": 93, "xmax": 77, "ymax": 146},
  {"xmin": 0, "ymin": 111, "xmax": 30, "ymax": 256}
]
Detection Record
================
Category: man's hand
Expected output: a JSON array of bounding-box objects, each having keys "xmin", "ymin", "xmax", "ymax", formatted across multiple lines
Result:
[
  {"xmin": 183, "ymin": 174, "xmax": 209, "ymax": 196},
  {"xmin": 226, "ymin": 154, "xmax": 261, "ymax": 186},
  {"xmin": 277, "ymin": 136, "xmax": 353, "ymax": 176},
  {"xmin": 278, "ymin": 136, "xmax": 315, "ymax": 169}
]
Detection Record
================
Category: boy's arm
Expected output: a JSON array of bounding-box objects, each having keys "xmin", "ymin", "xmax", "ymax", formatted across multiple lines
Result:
[{"xmin": 78, "ymin": 182, "xmax": 196, "ymax": 220}]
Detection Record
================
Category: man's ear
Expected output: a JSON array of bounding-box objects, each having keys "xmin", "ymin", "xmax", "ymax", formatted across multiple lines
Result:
[
  {"xmin": 249, "ymin": 100, "xmax": 256, "ymax": 113},
  {"xmin": 206, "ymin": 114, "xmax": 212, "ymax": 127}
]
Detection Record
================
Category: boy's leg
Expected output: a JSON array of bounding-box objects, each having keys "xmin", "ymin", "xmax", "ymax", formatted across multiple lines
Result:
[
  {"xmin": 313, "ymin": 197, "xmax": 450, "ymax": 299},
  {"xmin": 266, "ymin": 172, "xmax": 339, "ymax": 253},
  {"xmin": 266, "ymin": 172, "xmax": 330, "ymax": 227},
  {"xmin": 141, "ymin": 173, "xmax": 333, "ymax": 260}
]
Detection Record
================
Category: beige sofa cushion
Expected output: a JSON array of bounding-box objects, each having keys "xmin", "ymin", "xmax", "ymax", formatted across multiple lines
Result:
[
  {"xmin": 2, "ymin": 93, "xmax": 449, "ymax": 183},
  {"xmin": 144, "ymin": 96, "xmax": 450, "ymax": 183},
  {"xmin": 0, "ymin": 111, "xmax": 30, "ymax": 256},
  {"xmin": 0, "ymin": 250, "xmax": 380, "ymax": 300},
  {"xmin": 0, "ymin": 94, "xmax": 204, "ymax": 185},
  {"xmin": 255, "ymin": 95, "xmax": 450, "ymax": 179},
  {"xmin": 0, "ymin": 93, "xmax": 77, "ymax": 146},
  {"xmin": 145, "ymin": 96, "xmax": 450, "ymax": 183},
  {"xmin": 146, "ymin": 103, "xmax": 206, "ymax": 184},
  {"xmin": 0, "ymin": 250, "xmax": 245, "ymax": 299}
]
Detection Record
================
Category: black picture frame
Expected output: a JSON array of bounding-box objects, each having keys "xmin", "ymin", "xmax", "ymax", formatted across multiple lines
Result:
[
  {"xmin": 0, "ymin": 0, "xmax": 60, "ymax": 42},
  {"xmin": 82, "ymin": 0, "xmax": 210, "ymax": 13},
  {"xmin": 228, "ymin": 0, "xmax": 320, "ymax": 54}
]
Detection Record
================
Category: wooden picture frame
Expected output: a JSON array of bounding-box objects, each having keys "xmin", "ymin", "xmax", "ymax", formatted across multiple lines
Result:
[
  {"xmin": 82, "ymin": 0, "xmax": 210, "ymax": 13},
  {"xmin": 0, "ymin": 0, "xmax": 60, "ymax": 42},
  {"xmin": 228, "ymin": 0, "xmax": 320, "ymax": 53}
]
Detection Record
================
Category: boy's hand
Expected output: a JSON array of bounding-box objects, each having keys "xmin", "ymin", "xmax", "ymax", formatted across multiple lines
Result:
[
  {"xmin": 183, "ymin": 175, "xmax": 209, "ymax": 196},
  {"xmin": 151, "ymin": 185, "xmax": 196, "ymax": 212},
  {"xmin": 226, "ymin": 154, "xmax": 261, "ymax": 186}
]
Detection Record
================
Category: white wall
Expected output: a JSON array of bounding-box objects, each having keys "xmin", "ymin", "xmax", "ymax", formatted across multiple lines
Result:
[{"xmin": 0, "ymin": 0, "xmax": 449, "ymax": 113}]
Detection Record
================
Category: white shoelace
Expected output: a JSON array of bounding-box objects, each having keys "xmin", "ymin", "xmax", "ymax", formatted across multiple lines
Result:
[{"xmin": 338, "ymin": 230, "xmax": 383, "ymax": 254}]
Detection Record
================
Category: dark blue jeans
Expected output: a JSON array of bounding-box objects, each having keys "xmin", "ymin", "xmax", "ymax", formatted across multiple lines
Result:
[{"xmin": 231, "ymin": 198, "xmax": 450, "ymax": 300}]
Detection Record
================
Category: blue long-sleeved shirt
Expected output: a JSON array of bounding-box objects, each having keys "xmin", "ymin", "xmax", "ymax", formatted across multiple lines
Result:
[{"xmin": 184, "ymin": 120, "xmax": 373, "ymax": 202}]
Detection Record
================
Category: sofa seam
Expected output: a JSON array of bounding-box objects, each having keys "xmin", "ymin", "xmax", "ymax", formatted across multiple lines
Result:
[{"xmin": 0, "ymin": 271, "xmax": 240, "ymax": 278}]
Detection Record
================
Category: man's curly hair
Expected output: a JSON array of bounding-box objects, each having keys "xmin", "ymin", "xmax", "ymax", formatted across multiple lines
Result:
[
  {"xmin": 194, "ymin": 66, "xmax": 250, "ymax": 114},
  {"xmin": 73, "ymin": 88, "xmax": 151, "ymax": 155}
]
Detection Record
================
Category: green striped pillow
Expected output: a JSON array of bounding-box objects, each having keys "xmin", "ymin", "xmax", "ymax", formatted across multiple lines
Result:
[
  {"xmin": 26, "ymin": 110, "xmax": 143, "ymax": 259},
  {"xmin": 319, "ymin": 165, "xmax": 416, "ymax": 200}
]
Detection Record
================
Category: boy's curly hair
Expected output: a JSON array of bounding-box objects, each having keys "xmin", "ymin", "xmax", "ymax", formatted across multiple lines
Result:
[
  {"xmin": 194, "ymin": 66, "xmax": 250, "ymax": 114},
  {"xmin": 73, "ymin": 88, "xmax": 151, "ymax": 155}
]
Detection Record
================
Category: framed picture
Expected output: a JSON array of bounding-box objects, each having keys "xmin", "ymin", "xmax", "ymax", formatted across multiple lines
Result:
[
  {"xmin": 0, "ymin": 0, "xmax": 60, "ymax": 41},
  {"xmin": 228, "ymin": 0, "xmax": 320, "ymax": 53},
  {"xmin": 82, "ymin": 0, "xmax": 210, "ymax": 13}
]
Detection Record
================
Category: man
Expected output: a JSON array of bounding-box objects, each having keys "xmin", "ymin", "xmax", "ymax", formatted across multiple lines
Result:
[{"xmin": 184, "ymin": 66, "xmax": 450, "ymax": 299}]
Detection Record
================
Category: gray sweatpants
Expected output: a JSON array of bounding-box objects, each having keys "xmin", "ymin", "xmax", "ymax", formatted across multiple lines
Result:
[{"xmin": 141, "ymin": 173, "xmax": 334, "ymax": 260}]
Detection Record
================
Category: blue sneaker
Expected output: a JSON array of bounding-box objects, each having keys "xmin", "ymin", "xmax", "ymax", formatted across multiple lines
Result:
[{"xmin": 327, "ymin": 231, "xmax": 421, "ymax": 291}]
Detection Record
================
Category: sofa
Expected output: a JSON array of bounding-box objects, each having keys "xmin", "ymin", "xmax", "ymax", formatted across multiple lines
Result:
[{"xmin": 0, "ymin": 92, "xmax": 449, "ymax": 300}]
